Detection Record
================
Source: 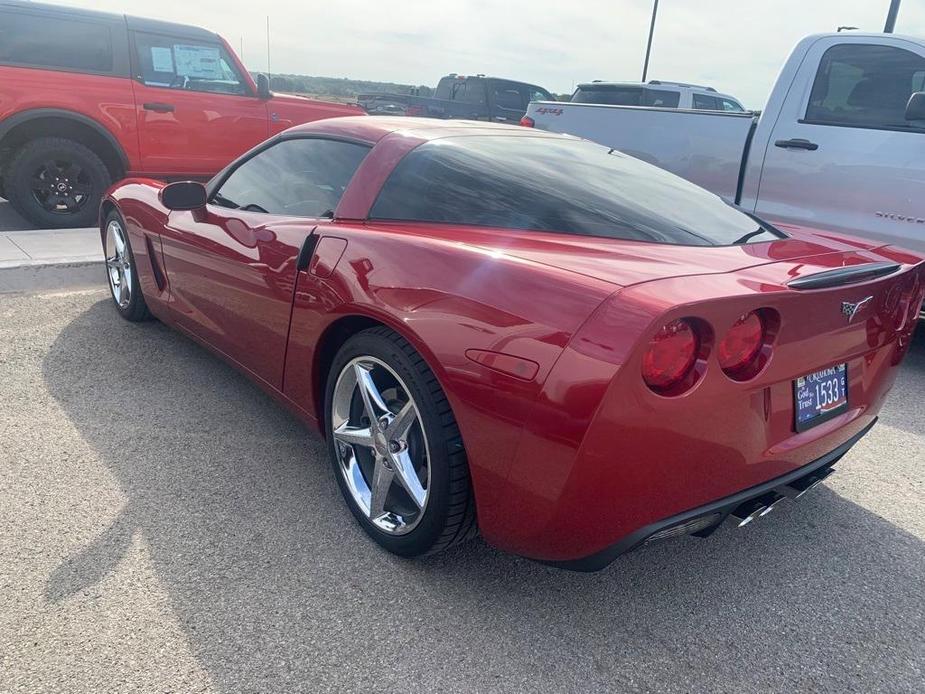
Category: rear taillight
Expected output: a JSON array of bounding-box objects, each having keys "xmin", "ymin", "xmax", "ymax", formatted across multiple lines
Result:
[
  {"xmin": 643, "ymin": 319, "xmax": 700, "ymax": 393},
  {"xmin": 405, "ymin": 105, "xmax": 425, "ymax": 117},
  {"xmin": 519, "ymin": 115, "xmax": 535, "ymax": 127},
  {"xmin": 718, "ymin": 311, "xmax": 765, "ymax": 376}
]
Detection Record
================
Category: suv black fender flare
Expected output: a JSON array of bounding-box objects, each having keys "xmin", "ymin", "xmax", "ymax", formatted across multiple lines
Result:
[{"xmin": 0, "ymin": 108, "xmax": 130, "ymax": 174}]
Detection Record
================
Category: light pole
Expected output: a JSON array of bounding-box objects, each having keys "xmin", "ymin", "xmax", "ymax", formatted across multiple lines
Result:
[
  {"xmin": 884, "ymin": 0, "xmax": 901, "ymax": 32},
  {"xmin": 641, "ymin": 0, "xmax": 659, "ymax": 82}
]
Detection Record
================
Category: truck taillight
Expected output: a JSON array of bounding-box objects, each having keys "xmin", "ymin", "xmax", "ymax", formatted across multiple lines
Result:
[
  {"xmin": 519, "ymin": 116, "xmax": 535, "ymax": 127},
  {"xmin": 405, "ymin": 105, "xmax": 424, "ymax": 117}
]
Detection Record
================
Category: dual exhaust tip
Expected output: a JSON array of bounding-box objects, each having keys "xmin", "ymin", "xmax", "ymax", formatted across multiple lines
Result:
[
  {"xmin": 642, "ymin": 465, "xmax": 836, "ymax": 548},
  {"xmin": 731, "ymin": 467, "xmax": 835, "ymax": 528}
]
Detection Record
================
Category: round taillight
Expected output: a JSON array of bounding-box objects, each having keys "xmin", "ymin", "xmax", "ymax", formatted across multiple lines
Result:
[
  {"xmin": 718, "ymin": 311, "xmax": 765, "ymax": 375},
  {"xmin": 643, "ymin": 319, "xmax": 699, "ymax": 391}
]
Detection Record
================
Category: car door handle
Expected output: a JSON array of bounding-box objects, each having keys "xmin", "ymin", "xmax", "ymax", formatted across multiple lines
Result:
[
  {"xmin": 143, "ymin": 102, "xmax": 175, "ymax": 113},
  {"xmin": 774, "ymin": 138, "xmax": 818, "ymax": 151}
]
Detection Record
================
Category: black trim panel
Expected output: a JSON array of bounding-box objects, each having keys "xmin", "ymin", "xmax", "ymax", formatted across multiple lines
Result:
[
  {"xmin": 544, "ymin": 418, "xmax": 877, "ymax": 572},
  {"xmin": 296, "ymin": 229, "xmax": 319, "ymax": 271}
]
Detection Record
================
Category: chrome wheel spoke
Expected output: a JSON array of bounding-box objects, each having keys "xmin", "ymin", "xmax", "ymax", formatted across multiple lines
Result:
[
  {"xmin": 385, "ymin": 401, "xmax": 416, "ymax": 442},
  {"xmin": 354, "ymin": 362, "xmax": 391, "ymax": 422},
  {"xmin": 332, "ymin": 422, "xmax": 375, "ymax": 450},
  {"xmin": 390, "ymin": 449, "xmax": 427, "ymax": 509},
  {"xmin": 368, "ymin": 456, "xmax": 394, "ymax": 519}
]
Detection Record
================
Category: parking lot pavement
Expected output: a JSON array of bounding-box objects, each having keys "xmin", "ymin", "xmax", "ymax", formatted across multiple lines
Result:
[
  {"xmin": 0, "ymin": 198, "xmax": 32, "ymax": 232},
  {"xmin": 1, "ymin": 289, "xmax": 923, "ymax": 694}
]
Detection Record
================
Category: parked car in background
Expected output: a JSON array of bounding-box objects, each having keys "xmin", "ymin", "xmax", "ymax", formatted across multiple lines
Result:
[
  {"xmin": 571, "ymin": 80, "xmax": 746, "ymax": 111},
  {"xmin": 524, "ymin": 33, "xmax": 925, "ymax": 258},
  {"xmin": 0, "ymin": 0, "xmax": 363, "ymax": 229},
  {"xmin": 358, "ymin": 74, "xmax": 553, "ymax": 122}
]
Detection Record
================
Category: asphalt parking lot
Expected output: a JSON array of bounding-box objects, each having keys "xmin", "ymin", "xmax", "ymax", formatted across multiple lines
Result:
[{"xmin": 1, "ymin": 286, "xmax": 923, "ymax": 693}]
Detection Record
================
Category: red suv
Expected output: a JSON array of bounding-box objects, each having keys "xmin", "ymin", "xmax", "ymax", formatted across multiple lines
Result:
[{"xmin": 0, "ymin": 0, "xmax": 363, "ymax": 228}]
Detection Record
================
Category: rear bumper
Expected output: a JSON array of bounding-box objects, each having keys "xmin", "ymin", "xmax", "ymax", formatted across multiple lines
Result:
[{"xmin": 545, "ymin": 418, "xmax": 876, "ymax": 572}]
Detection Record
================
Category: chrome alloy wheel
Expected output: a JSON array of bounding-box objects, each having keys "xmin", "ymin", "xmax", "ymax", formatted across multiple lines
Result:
[
  {"xmin": 331, "ymin": 356, "xmax": 431, "ymax": 535},
  {"xmin": 105, "ymin": 218, "xmax": 133, "ymax": 309}
]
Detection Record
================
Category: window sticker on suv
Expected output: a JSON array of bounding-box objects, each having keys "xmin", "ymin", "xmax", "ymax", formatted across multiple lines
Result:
[
  {"xmin": 174, "ymin": 45, "xmax": 223, "ymax": 79},
  {"xmin": 150, "ymin": 47, "xmax": 173, "ymax": 73}
]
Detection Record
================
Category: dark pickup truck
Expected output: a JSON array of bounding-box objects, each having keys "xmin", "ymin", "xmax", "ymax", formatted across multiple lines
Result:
[{"xmin": 357, "ymin": 74, "xmax": 554, "ymax": 123}]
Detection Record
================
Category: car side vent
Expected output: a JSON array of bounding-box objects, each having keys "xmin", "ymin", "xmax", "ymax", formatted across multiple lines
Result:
[
  {"xmin": 787, "ymin": 262, "xmax": 901, "ymax": 290},
  {"xmin": 144, "ymin": 234, "xmax": 167, "ymax": 292}
]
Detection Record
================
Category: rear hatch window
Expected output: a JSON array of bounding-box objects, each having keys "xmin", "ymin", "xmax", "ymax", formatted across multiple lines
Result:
[{"xmin": 369, "ymin": 135, "xmax": 784, "ymax": 246}]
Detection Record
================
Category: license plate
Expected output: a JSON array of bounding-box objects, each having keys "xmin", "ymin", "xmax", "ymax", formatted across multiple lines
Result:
[{"xmin": 793, "ymin": 363, "xmax": 848, "ymax": 432}]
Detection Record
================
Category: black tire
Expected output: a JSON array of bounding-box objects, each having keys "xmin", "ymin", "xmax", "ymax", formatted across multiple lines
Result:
[
  {"xmin": 103, "ymin": 209, "xmax": 151, "ymax": 322},
  {"xmin": 6, "ymin": 137, "xmax": 112, "ymax": 229},
  {"xmin": 324, "ymin": 327, "xmax": 478, "ymax": 557}
]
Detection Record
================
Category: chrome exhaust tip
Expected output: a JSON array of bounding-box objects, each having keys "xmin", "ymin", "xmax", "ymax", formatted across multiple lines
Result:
[{"xmin": 732, "ymin": 492, "xmax": 783, "ymax": 527}]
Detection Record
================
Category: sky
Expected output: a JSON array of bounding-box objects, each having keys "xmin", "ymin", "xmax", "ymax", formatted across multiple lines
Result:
[{"xmin": 59, "ymin": 0, "xmax": 925, "ymax": 108}]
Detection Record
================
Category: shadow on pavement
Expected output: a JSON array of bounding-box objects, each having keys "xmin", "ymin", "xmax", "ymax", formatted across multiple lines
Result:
[
  {"xmin": 0, "ymin": 198, "xmax": 32, "ymax": 232},
  {"xmin": 42, "ymin": 301, "xmax": 925, "ymax": 692}
]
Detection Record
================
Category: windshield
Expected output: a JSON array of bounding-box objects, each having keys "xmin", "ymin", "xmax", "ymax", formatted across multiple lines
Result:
[{"xmin": 370, "ymin": 135, "xmax": 785, "ymax": 246}]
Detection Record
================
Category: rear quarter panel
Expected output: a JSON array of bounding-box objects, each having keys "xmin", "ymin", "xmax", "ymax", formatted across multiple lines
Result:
[{"xmin": 281, "ymin": 222, "xmax": 618, "ymax": 526}]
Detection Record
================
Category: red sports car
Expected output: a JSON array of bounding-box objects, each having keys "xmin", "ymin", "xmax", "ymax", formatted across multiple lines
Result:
[{"xmin": 100, "ymin": 117, "xmax": 924, "ymax": 570}]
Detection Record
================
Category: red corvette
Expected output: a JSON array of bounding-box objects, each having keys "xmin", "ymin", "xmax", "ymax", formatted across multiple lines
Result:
[{"xmin": 100, "ymin": 117, "xmax": 924, "ymax": 570}]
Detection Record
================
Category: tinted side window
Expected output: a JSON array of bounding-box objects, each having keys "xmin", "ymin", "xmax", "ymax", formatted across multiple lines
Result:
[
  {"xmin": 692, "ymin": 94, "xmax": 719, "ymax": 110},
  {"xmin": 0, "ymin": 11, "xmax": 113, "ymax": 73},
  {"xmin": 720, "ymin": 98, "xmax": 744, "ymax": 112},
  {"xmin": 806, "ymin": 44, "xmax": 925, "ymax": 130},
  {"xmin": 370, "ymin": 136, "xmax": 783, "ymax": 246},
  {"xmin": 133, "ymin": 32, "xmax": 247, "ymax": 96},
  {"xmin": 644, "ymin": 88, "xmax": 680, "ymax": 108},
  {"xmin": 214, "ymin": 139, "xmax": 370, "ymax": 217},
  {"xmin": 526, "ymin": 88, "xmax": 553, "ymax": 102},
  {"xmin": 451, "ymin": 80, "xmax": 485, "ymax": 104},
  {"xmin": 493, "ymin": 84, "xmax": 526, "ymax": 112},
  {"xmin": 571, "ymin": 86, "xmax": 643, "ymax": 106}
]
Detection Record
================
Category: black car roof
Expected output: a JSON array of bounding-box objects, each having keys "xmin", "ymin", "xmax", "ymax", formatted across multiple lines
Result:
[{"xmin": 0, "ymin": 0, "xmax": 219, "ymax": 41}]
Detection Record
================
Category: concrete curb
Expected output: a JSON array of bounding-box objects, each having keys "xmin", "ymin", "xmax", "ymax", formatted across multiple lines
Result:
[
  {"xmin": 0, "ymin": 258, "xmax": 104, "ymax": 294},
  {"xmin": 0, "ymin": 226, "xmax": 104, "ymax": 293}
]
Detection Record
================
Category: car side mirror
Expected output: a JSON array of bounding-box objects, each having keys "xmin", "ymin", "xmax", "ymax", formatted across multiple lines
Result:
[
  {"xmin": 257, "ymin": 73, "xmax": 272, "ymax": 100},
  {"xmin": 905, "ymin": 91, "xmax": 925, "ymax": 121},
  {"xmin": 161, "ymin": 181, "xmax": 207, "ymax": 211}
]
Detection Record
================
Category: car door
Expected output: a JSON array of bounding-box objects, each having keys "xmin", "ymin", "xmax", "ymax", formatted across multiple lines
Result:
[
  {"xmin": 754, "ymin": 37, "xmax": 925, "ymax": 251},
  {"xmin": 130, "ymin": 30, "xmax": 269, "ymax": 177},
  {"xmin": 159, "ymin": 136, "xmax": 371, "ymax": 387}
]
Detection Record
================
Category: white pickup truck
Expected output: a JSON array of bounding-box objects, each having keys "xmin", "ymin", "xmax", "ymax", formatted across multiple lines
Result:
[{"xmin": 524, "ymin": 32, "xmax": 925, "ymax": 254}]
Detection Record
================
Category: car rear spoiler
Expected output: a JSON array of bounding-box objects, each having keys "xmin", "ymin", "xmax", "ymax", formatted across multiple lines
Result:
[{"xmin": 786, "ymin": 262, "xmax": 901, "ymax": 290}]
